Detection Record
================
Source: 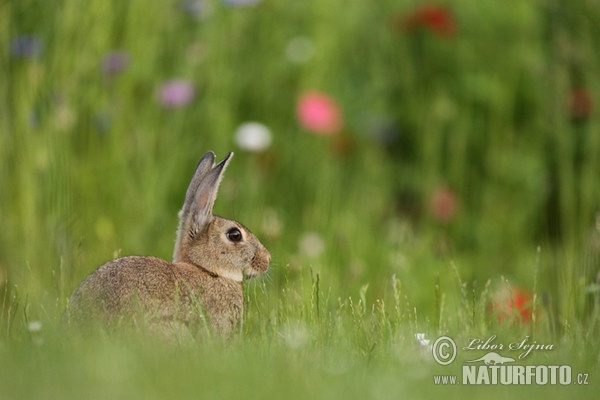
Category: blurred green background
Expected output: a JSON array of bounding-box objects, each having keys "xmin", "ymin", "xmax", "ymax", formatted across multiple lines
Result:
[{"xmin": 1, "ymin": 0, "xmax": 599, "ymax": 398}]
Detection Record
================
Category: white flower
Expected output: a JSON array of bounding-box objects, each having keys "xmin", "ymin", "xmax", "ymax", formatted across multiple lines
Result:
[
  {"xmin": 415, "ymin": 332, "xmax": 430, "ymax": 347},
  {"xmin": 279, "ymin": 321, "xmax": 310, "ymax": 349},
  {"xmin": 285, "ymin": 37, "xmax": 314, "ymax": 64},
  {"xmin": 261, "ymin": 208, "xmax": 283, "ymax": 239},
  {"xmin": 28, "ymin": 321, "xmax": 44, "ymax": 346},
  {"xmin": 298, "ymin": 232, "xmax": 325, "ymax": 258},
  {"xmin": 234, "ymin": 122, "xmax": 272, "ymax": 152},
  {"xmin": 28, "ymin": 321, "xmax": 42, "ymax": 333}
]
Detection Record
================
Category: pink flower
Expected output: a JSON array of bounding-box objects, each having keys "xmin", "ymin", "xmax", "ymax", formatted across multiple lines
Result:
[
  {"xmin": 158, "ymin": 79, "xmax": 195, "ymax": 108},
  {"xmin": 296, "ymin": 91, "xmax": 343, "ymax": 135},
  {"xmin": 429, "ymin": 186, "xmax": 458, "ymax": 222}
]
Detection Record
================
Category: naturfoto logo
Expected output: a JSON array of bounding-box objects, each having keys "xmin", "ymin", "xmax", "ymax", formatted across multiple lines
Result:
[
  {"xmin": 430, "ymin": 335, "xmax": 590, "ymax": 386},
  {"xmin": 463, "ymin": 335, "xmax": 553, "ymax": 359}
]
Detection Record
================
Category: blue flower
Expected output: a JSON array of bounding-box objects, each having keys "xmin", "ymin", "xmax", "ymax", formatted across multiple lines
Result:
[
  {"xmin": 10, "ymin": 35, "xmax": 43, "ymax": 59},
  {"xmin": 222, "ymin": 0, "xmax": 261, "ymax": 6},
  {"xmin": 181, "ymin": 0, "xmax": 212, "ymax": 17}
]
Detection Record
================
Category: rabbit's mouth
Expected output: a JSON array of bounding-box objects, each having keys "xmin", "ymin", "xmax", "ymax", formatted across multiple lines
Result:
[
  {"xmin": 244, "ymin": 270, "xmax": 260, "ymax": 279},
  {"xmin": 243, "ymin": 266, "xmax": 266, "ymax": 280}
]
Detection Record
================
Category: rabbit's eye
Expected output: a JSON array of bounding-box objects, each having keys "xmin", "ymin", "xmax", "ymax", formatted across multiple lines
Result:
[{"xmin": 226, "ymin": 227, "xmax": 243, "ymax": 243}]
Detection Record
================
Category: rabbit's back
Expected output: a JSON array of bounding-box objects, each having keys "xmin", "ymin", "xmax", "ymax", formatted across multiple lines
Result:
[
  {"xmin": 66, "ymin": 256, "xmax": 244, "ymax": 334},
  {"xmin": 66, "ymin": 257, "xmax": 199, "ymax": 328}
]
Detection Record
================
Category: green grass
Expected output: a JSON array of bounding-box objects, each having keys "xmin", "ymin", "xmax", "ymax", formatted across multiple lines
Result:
[
  {"xmin": 2, "ymin": 0, "xmax": 600, "ymax": 398},
  {"xmin": 1, "ymin": 270, "xmax": 598, "ymax": 399}
]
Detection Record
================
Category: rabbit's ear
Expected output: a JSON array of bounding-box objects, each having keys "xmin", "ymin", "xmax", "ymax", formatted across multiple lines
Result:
[
  {"xmin": 173, "ymin": 152, "xmax": 232, "ymax": 262},
  {"xmin": 180, "ymin": 151, "xmax": 216, "ymax": 219},
  {"xmin": 191, "ymin": 152, "xmax": 233, "ymax": 229}
]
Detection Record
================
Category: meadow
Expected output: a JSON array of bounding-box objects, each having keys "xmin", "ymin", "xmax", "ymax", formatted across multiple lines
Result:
[{"xmin": 1, "ymin": 0, "xmax": 599, "ymax": 398}]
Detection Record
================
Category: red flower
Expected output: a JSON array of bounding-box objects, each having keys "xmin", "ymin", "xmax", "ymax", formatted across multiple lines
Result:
[
  {"xmin": 570, "ymin": 88, "xmax": 593, "ymax": 119},
  {"xmin": 401, "ymin": 4, "xmax": 456, "ymax": 38},
  {"xmin": 429, "ymin": 186, "xmax": 458, "ymax": 222},
  {"xmin": 491, "ymin": 285, "xmax": 534, "ymax": 324}
]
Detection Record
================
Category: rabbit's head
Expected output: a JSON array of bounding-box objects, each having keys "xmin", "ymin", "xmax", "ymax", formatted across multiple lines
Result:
[{"xmin": 173, "ymin": 152, "xmax": 270, "ymax": 281}]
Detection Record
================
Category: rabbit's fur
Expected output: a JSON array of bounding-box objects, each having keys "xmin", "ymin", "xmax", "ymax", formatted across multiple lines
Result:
[{"xmin": 64, "ymin": 152, "xmax": 270, "ymax": 336}]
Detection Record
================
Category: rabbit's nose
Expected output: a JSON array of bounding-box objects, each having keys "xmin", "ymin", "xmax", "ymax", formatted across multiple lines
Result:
[{"xmin": 252, "ymin": 246, "xmax": 271, "ymax": 273}]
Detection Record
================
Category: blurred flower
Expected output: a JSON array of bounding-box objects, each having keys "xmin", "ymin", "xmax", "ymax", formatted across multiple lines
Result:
[
  {"xmin": 181, "ymin": 0, "xmax": 213, "ymax": 17},
  {"xmin": 285, "ymin": 37, "xmax": 314, "ymax": 64},
  {"xmin": 570, "ymin": 87, "xmax": 593, "ymax": 120},
  {"xmin": 365, "ymin": 116, "xmax": 401, "ymax": 144},
  {"xmin": 222, "ymin": 0, "xmax": 261, "ymax": 6},
  {"xmin": 280, "ymin": 321, "xmax": 310, "ymax": 349},
  {"xmin": 235, "ymin": 121, "xmax": 272, "ymax": 152},
  {"xmin": 158, "ymin": 80, "xmax": 195, "ymax": 108},
  {"xmin": 299, "ymin": 232, "xmax": 325, "ymax": 259},
  {"xmin": 261, "ymin": 208, "xmax": 283, "ymax": 240},
  {"xmin": 429, "ymin": 186, "xmax": 458, "ymax": 222},
  {"xmin": 10, "ymin": 35, "xmax": 44, "ymax": 59},
  {"xmin": 28, "ymin": 321, "xmax": 42, "ymax": 333},
  {"xmin": 491, "ymin": 285, "xmax": 534, "ymax": 324},
  {"xmin": 415, "ymin": 333, "xmax": 431, "ymax": 352},
  {"xmin": 52, "ymin": 94, "xmax": 76, "ymax": 131},
  {"xmin": 399, "ymin": 4, "xmax": 456, "ymax": 38},
  {"xmin": 28, "ymin": 320, "xmax": 44, "ymax": 346},
  {"xmin": 29, "ymin": 108, "xmax": 40, "ymax": 129},
  {"xmin": 296, "ymin": 91, "xmax": 343, "ymax": 135},
  {"xmin": 101, "ymin": 51, "xmax": 130, "ymax": 75},
  {"xmin": 415, "ymin": 333, "xmax": 430, "ymax": 347}
]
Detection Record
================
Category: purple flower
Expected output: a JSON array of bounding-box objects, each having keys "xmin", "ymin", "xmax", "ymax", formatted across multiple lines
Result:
[
  {"xmin": 102, "ymin": 51, "xmax": 130, "ymax": 75},
  {"xmin": 10, "ymin": 35, "xmax": 43, "ymax": 59},
  {"xmin": 158, "ymin": 80, "xmax": 196, "ymax": 108}
]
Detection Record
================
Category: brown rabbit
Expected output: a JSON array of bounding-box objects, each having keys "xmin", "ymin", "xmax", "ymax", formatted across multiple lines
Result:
[{"xmin": 64, "ymin": 151, "xmax": 270, "ymax": 337}]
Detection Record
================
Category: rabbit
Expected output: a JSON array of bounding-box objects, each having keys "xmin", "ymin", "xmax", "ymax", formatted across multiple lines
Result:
[{"xmin": 64, "ymin": 151, "xmax": 271, "ymax": 337}]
